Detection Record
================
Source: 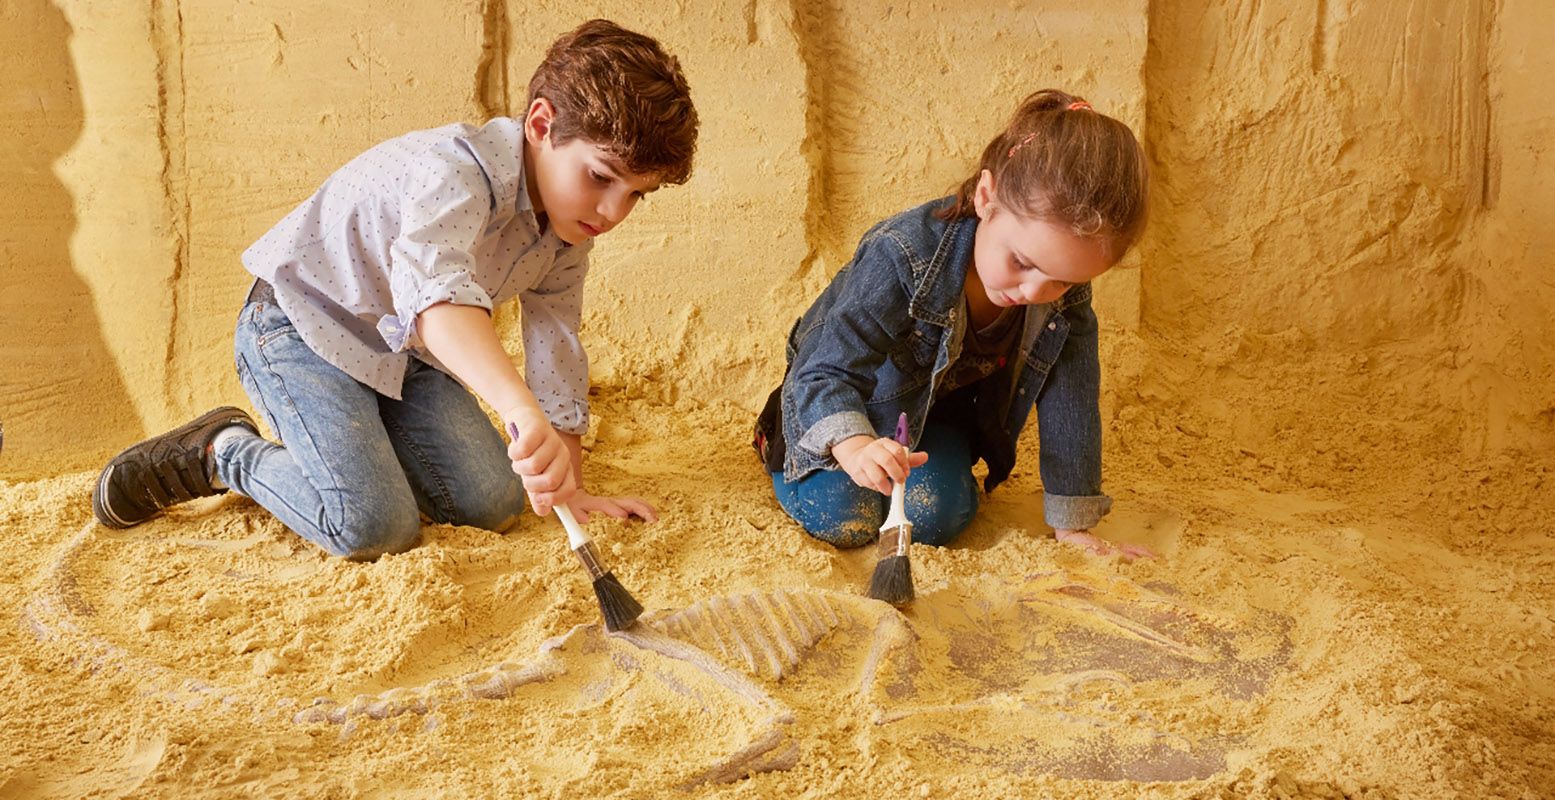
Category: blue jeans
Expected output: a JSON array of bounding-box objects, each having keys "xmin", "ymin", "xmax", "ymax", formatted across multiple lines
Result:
[
  {"xmin": 771, "ymin": 423, "xmax": 979, "ymax": 548},
  {"xmin": 215, "ymin": 298, "xmax": 524, "ymax": 559}
]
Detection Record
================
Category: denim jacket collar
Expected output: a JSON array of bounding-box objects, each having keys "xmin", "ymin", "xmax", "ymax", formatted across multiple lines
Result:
[{"xmin": 907, "ymin": 211, "xmax": 976, "ymax": 328}]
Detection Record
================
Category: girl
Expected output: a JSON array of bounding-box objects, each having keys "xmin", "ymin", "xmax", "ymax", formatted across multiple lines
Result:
[{"xmin": 755, "ymin": 89, "xmax": 1151, "ymax": 559}]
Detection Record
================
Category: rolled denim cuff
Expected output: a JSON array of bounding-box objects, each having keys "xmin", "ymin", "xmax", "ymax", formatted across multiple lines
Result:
[
  {"xmin": 1044, "ymin": 491, "xmax": 1113, "ymax": 530},
  {"xmin": 796, "ymin": 410, "xmax": 874, "ymax": 460}
]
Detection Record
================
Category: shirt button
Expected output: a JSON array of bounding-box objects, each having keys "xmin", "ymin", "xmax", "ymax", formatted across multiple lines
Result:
[{"xmin": 1047, "ymin": 321, "xmax": 1057, "ymax": 331}]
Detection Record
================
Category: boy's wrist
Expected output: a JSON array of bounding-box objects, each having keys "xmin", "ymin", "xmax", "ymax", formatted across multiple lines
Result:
[{"xmin": 501, "ymin": 403, "xmax": 549, "ymax": 427}]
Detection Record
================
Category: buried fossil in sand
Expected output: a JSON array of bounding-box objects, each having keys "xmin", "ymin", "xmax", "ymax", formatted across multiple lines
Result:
[{"xmin": 23, "ymin": 520, "xmax": 1290, "ymax": 787}]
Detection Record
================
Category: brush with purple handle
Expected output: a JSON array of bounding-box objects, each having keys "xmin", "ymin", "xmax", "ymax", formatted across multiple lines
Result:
[{"xmin": 867, "ymin": 412, "xmax": 915, "ymax": 606}]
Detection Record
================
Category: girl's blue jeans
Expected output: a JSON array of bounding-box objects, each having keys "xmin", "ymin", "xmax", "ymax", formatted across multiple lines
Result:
[
  {"xmin": 770, "ymin": 423, "xmax": 979, "ymax": 548},
  {"xmin": 214, "ymin": 298, "xmax": 524, "ymax": 559}
]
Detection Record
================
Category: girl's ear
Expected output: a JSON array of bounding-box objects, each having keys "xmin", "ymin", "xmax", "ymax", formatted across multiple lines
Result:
[
  {"xmin": 524, "ymin": 98, "xmax": 555, "ymax": 147},
  {"xmin": 972, "ymin": 169, "xmax": 995, "ymax": 221}
]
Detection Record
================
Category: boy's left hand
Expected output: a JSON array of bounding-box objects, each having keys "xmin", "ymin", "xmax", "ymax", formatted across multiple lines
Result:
[
  {"xmin": 569, "ymin": 491, "xmax": 658, "ymax": 525},
  {"xmin": 1054, "ymin": 528, "xmax": 1155, "ymax": 561}
]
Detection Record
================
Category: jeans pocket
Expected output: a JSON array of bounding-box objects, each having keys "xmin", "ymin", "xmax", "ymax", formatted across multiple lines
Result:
[{"xmin": 250, "ymin": 302, "xmax": 299, "ymax": 349}]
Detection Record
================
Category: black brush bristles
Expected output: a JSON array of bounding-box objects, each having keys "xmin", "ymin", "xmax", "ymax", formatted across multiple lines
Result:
[
  {"xmin": 593, "ymin": 570, "xmax": 645, "ymax": 632},
  {"xmin": 868, "ymin": 552, "xmax": 915, "ymax": 606}
]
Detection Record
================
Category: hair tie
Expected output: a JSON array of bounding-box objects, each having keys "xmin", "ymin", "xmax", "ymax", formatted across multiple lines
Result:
[
  {"xmin": 1006, "ymin": 132, "xmax": 1037, "ymax": 159},
  {"xmin": 1007, "ymin": 100, "xmax": 1094, "ymax": 158}
]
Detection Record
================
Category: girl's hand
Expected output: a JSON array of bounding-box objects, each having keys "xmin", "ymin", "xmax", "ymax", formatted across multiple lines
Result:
[
  {"xmin": 1053, "ymin": 528, "xmax": 1155, "ymax": 561},
  {"xmin": 504, "ymin": 407, "xmax": 577, "ymax": 516},
  {"xmin": 831, "ymin": 434, "xmax": 929, "ymax": 496},
  {"xmin": 569, "ymin": 491, "xmax": 658, "ymax": 525}
]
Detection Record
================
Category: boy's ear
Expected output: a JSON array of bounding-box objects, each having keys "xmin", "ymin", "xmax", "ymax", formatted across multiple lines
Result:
[{"xmin": 524, "ymin": 98, "xmax": 555, "ymax": 146}]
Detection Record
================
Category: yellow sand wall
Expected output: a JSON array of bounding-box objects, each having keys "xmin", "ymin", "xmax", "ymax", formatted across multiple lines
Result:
[
  {"xmin": 1, "ymin": 0, "xmax": 1549, "ymax": 480},
  {"xmin": 1143, "ymin": 0, "xmax": 1553, "ymax": 460}
]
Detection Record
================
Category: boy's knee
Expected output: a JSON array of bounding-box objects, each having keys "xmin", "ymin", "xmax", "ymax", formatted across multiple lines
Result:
[
  {"xmin": 445, "ymin": 472, "xmax": 525, "ymax": 533},
  {"xmin": 328, "ymin": 506, "xmax": 422, "ymax": 561}
]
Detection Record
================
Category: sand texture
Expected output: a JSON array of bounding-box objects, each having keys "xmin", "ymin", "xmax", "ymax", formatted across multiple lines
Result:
[{"xmin": 3, "ymin": 0, "xmax": 1553, "ymax": 796}]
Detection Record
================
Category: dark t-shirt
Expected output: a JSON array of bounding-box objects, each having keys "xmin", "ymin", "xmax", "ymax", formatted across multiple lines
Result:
[{"xmin": 938, "ymin": 301, "xmax": 1025, "ymax": 399}]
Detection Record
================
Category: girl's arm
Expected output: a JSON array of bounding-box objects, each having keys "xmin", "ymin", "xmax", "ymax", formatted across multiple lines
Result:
[
  {"xmin": 1039, "ymin": 292, "xmax": 1152, "ymax": 560},
  {"xmin": 786, "ymin": 239, "xmax": 912, "ymax": 468}
]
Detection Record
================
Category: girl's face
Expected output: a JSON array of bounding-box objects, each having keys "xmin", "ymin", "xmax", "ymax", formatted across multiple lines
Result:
[
  {"xmin": 968, "ymin": 170, "xmax": 1115, "ymax": 309},
  {"xmin": 524, "ymin": 99, "xmax": 660, "ymax": 245}
]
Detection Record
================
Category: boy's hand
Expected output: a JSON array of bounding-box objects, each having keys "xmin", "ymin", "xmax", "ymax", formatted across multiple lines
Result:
[
  {"xmin": 1053, "ymin": 528, "xmax": 1155, "ymax": 561},
  {"xmin": 504, "ymin": 407, "xmax": 577, "ymax": 516},
  {"xmin": 570, "ymin": 491, "xmax": 658, "ymax": 524},
  {"xmin": 832, "ymin": 434, "xmax": 929, "ymax": 496}
]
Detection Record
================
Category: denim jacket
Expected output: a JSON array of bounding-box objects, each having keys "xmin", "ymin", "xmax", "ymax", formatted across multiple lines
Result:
[{"xmin": 778, "ymin": 197, "xmax": 1111, "ymax": 530}]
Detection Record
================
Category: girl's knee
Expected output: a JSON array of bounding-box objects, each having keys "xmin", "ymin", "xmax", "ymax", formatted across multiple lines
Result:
[
  {"xmin": 803, "ymin": 517, "xmax": 880, "ymax": 549},
  {"xmin": 911, "ymin": 509, "xmax": 974, "ymax": 546},
  {"xmin": 906, "ymin": 483, "xmax": 978, "ymax": 547},
  {"xmin": 773, "ymin": 468, "xmax": 884, "ymax": 549}
]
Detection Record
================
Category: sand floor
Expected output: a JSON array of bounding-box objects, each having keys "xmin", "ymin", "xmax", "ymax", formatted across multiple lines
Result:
[{"xmin": 1, "ymin": 392, "xmax": 1552, "ymax": 798}]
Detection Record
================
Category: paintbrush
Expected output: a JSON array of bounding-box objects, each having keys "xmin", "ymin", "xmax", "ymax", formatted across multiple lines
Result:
[
  {"xmin": 867, "ymin": 412, "xmax": 915, "ymax": 606},
  {"xmin": 508, "ymin": 422, "xmax": 644, "ymax": 631}
]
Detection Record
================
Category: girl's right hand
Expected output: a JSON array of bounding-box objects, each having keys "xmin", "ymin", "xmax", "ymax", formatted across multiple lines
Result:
[
  {"xmin": 1053, "ymin": 528, "xmax": 1155, "ymax": 561},
  {"xmin": 832, "ymin": 434, "xmax": 929, "ymax": 496},
  {"xmin": 504, "ymin": 407, "xmax": 577, "ymax": 516}
]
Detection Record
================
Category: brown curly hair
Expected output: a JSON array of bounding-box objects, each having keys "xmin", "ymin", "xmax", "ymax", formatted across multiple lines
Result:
[{"xmin": 526, "ymin": 19, "xmax": 699, "ymax": 185}]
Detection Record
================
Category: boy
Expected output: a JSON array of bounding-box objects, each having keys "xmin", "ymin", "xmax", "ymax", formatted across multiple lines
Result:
[{"xmin": 91, "ymin": 19, "xmax": 699, "ymax": 559}]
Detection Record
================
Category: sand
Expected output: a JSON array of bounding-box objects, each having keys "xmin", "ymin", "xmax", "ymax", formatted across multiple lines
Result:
[
  {"xmin": 3, "ymin": 0, "xmax": 1554, "ymax": 796},
  {"xmin": 2, "ymin": 390, "xmax": 1552, "ymax": 798}
]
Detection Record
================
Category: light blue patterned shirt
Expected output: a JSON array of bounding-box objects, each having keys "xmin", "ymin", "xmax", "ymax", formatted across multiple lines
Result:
[{"xmin": 241, "ymin": 118, "xmax": 592, "ymax": 434}]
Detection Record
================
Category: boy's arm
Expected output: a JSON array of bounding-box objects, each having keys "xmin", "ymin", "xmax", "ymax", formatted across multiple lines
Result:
[
  {"xmin": 417, "ymin": 303, "xmax": 544, "ymax": 423},
  {"xmin": 555, "ymin": 430, "xmax": 657, "ymax": 522},
  {"xmin": 418, "ymin": 303, "xmax": 575, "ymax": 514},
  {"xmin": 515, "ymin": 255, "xmax": 654, "ymax": 522},
  {"xmin": 378, "ymin": 139, "xmax": 500, "ymax": 354}
]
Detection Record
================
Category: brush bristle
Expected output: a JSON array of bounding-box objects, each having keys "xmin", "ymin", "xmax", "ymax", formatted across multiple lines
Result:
[
  {"xmin": 867, "ymin": 555, "xmax": 915, "ymax": 606},
  {"xmin": 593, "ymin": 571, "xmax": 645, "ymax": 632}
]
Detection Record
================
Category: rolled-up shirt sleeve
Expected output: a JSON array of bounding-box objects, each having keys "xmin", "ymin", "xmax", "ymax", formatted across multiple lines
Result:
[
  {"xmin": 377, "ymin": 141, "xmax": 496, "ymax": 352},
  {"xmin": 520, "ymin": 252, "xmax": 591, "ymax": 435}
]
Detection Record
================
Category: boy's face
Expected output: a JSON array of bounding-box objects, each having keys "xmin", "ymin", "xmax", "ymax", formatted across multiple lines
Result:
[
  {"xmin": 967, "ymin": 170, "xmax": 1114, "ymax": 308},
  {"xmin": 524, "ymin": 100, "xmax": 661, "ymax": 245}
]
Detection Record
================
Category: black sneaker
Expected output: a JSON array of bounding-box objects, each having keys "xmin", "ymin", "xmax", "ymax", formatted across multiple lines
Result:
[{"xmin": 92, "ymin": 406, "xmax": 259, "ymax": 529}]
